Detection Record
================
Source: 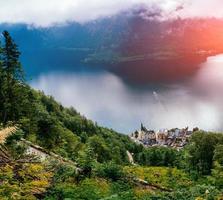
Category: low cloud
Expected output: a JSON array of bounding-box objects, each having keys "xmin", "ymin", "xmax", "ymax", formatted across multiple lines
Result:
[{"xmin": 0, "ymin": 0, "xmax": 223, "ymax": 27}]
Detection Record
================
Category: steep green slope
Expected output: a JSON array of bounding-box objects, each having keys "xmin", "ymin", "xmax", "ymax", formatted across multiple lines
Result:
[
  {"xmin": 0, "ymin": 30, "xmax": 140, "ymax": 165},
  {"xmin": 19, "ymin": 89, "xmax": 139, "ymax": 164}
]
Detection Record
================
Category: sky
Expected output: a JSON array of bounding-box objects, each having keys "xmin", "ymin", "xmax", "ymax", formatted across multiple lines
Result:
[{"xmin": 0, "ymin": 0, "xmax": 223, "ymax": 27}]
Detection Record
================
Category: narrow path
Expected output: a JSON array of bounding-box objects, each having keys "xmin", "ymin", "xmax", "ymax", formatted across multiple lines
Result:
[{"xmin": 126, "ymin": 150, "xmax": 135, "ymax": 164}]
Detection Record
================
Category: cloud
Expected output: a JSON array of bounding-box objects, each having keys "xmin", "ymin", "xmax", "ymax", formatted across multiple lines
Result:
[
  {"xmin": 0, "ymin": 0, "xmax": 171, "ymax": 27},
  {"xmin": 31, "ymin": 54, "xmax": 223, "ymax": 133},
  {"xmin": 0, "ymin": 0, "xmax": 222, "ymax": 27},
  {"xmin": 178, "ymin": 0, "xmax": 223, "ymax": 19}
]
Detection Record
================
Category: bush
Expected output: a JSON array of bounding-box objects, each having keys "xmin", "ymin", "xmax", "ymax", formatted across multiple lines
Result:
[{"xmin": 95, "ymin": 162, "xmax": 125, "ymax": 181}]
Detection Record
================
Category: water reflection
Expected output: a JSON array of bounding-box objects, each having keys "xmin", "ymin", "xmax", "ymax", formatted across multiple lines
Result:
[{"xmin": 31, "ymin": 54, "xmax": 223, "ymax": 133}]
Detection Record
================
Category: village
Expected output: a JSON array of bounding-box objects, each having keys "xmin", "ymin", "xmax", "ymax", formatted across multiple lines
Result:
[{"xmin": 130, "ymin": 124, "xmax": 198, "ymax": 150}]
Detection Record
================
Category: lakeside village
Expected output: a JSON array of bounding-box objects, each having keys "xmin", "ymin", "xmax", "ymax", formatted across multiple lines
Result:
[{"xmin": 129, "ymin": 124, "xmax": 199, "ymax": 150}]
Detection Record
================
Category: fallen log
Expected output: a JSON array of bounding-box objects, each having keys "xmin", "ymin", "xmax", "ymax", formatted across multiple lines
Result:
[{"xmin": 134, "ymin": 178, "xmax": 173, "ymax": 192}]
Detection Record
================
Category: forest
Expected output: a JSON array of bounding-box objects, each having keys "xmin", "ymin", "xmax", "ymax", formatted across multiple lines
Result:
[{"xmin": 0, "ymin": 31, "xmax": 222, "ymax": 199}]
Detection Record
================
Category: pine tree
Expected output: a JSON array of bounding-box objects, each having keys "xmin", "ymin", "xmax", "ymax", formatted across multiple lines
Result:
[
  {"xmin": 0, "ymin": 40, "xmax": 5, "ymax": 123},
  {"xmin": 2, "ymin": 31, "xmax": 26, "ymax": 124}
]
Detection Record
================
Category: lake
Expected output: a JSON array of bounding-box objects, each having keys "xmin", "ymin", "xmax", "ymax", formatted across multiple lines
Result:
[{"xmin": 31, "ymin": 54, "xmax": 223, "ymax": 133}]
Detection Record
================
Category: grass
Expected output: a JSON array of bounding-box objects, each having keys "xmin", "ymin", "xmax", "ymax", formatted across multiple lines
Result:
[{"xmin": 0, "ymin": 126, "xmax": 17, "ymax": 144}]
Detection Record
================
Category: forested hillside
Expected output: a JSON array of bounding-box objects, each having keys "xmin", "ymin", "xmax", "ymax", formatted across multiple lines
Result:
[
  {"xmin": 0, "ymin": 31, "xmax": 222, "ymax": 199},
  {"xmin": 0, "ymin": 30, "xmax": 140, "ymax": 164}
]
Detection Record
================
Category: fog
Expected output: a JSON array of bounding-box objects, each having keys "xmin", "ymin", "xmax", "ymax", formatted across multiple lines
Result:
[
  {"xmin": 0, "ymin": 0, "xmax": 180, "ymax": 27},
  {"xmin": 31, "ymin": 54, "xmax": 223, "ymax": 133}
]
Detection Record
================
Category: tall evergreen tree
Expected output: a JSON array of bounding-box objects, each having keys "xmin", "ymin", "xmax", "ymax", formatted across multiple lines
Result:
[
  {"xmin": 0, "ymin": 40, "xmax": 5, "ymax": 123},
  {"xmin": 2, "ymin": 31, "xmax": 25, "ymax": 124}
]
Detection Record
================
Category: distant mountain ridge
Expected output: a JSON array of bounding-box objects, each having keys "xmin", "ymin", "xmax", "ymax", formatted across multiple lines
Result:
[{"xmin": 1, "ymin": 15, "xmax": 223, "ymax": 84}]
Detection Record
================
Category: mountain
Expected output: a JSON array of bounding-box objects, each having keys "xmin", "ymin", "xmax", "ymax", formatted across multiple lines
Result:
[{"xmin": 2, "ymin": 15, "xmax": 223, "ymax": 84}]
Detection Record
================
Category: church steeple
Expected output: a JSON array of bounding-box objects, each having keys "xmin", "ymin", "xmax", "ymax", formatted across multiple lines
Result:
[
  {"xmin": 140, "ymin": 123, "xmax": 148, "ymax": 132},
  {"xmin": 141, "ymin": 123, "xmax": 144, "ymax": 131}
]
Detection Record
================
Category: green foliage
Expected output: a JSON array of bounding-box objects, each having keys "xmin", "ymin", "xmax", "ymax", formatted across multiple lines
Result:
[
  {"xmin": 186, "ymin": 131, "xmax": 223, "ymax": 175},
  {"xmin": 0, "ymin": 31, "xmax": 29, "ymax": 125},
  {"xmin": 52, "ymin": 163, "xmax": 77, "ymax": 184},
  {"xmin": 210, "ymin": 145, "xmax": 223, "ymax": 189},
  {"xmin": 95, "ymin": 162, "xmax": 126, "ymax": 181},
  {"xmin": 77, "ymin": 146, "xmax": 96, "ymax": 178},
  {"xmin": 87, "ymin": 135, "xmax": 111, "ymax": 163},
  {"xmin": 0, "ymin": 163, "xmax": 52, "ymax": 199},
  {"xmin": 5, "ymin": 129, "xmax": 26, "ymax": 159},
  {"xmin": 124, "ymin": 166, "xmax": 192, "ymax": 190},
  {"xmin": 136, "ymin": 146, "xmax": 179, "ymax": 167},
  {"xmin": 214, "ymin": 144, "xmax": 223, "ymax": 165},
  {"xmin": 210, "ymin": 162, "xmax": 223, "ymax": 189},
  {"xmin": 165, "ymin": 184, "xmax": 222, "ymax": 200},
  {"xmin": 46, "ymin": 178, "xmax": 110, "ymax": 200}
]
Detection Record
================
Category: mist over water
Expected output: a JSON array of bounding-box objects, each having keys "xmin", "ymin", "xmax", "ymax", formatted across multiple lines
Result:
[{"xmin": 31, "ymin": 54, "xmax": 223, "ymax": 134}]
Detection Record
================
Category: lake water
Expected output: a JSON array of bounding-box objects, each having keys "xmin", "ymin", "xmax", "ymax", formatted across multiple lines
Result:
[{"xmin": 31, "ymin": 54, "xmax": 223, "ymax": 133}]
